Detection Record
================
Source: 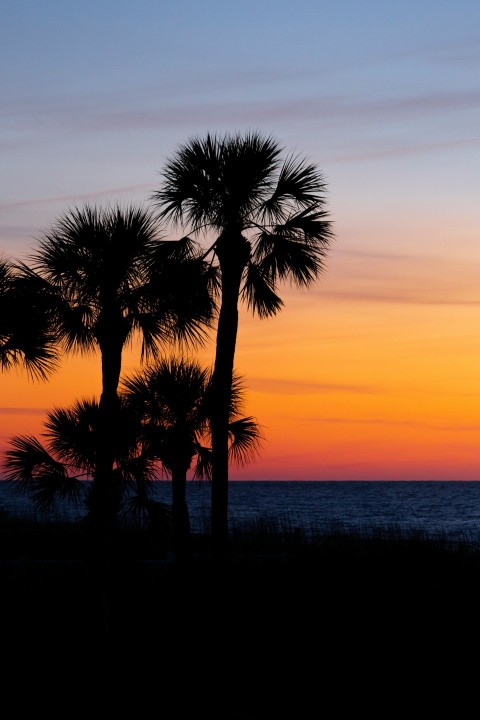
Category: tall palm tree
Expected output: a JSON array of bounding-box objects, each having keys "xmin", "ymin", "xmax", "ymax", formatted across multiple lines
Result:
[
  {"xmin": 151, "ymin": 131, "xmax": 333, "ymax": 551},
  {"xmin": 0, "ymin": 257, "xmax": 58, "ymax": 379},
  {"xmin": 18, "ymin": 203, "xmax": 215, "ymax": 532},
  {"xmin": 121, "ymin": 357, "xmax": 262, "ymax": 560}
]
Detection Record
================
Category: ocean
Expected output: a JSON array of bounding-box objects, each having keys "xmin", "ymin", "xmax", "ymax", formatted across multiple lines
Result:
[{"xmin": 2, "ymin": 479, "xmax": 480, "ymax": 542}]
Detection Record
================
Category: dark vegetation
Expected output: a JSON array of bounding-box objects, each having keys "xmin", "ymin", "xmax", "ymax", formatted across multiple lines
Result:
[{"xmin": 1, "ymin": 511, "xmax": 479, "ymax": 717}]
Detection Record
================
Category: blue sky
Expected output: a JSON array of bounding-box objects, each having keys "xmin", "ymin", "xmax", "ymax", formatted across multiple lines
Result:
[
  {"xmin": 2, "ymin": 1, "xmax": 478, "ymax": 253},
  {"xmin": 2, "ymin": 0, "xmax": 478, "ymax": 303},
  {"xmin": 1, "ymin": 1, "xmax": 480, "ymax": 478}
]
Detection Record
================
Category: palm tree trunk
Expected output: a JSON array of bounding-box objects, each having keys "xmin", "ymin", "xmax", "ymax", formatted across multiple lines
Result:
[
  {"xmin": 171, "ymin": 465, "xmax": 192, "ymax": 563},
  {"xmin": 211, "ymin": 233, "xmax": 250, "ymax": 555},
  {"xmin": 92, "ymin": 338, "xmax": 123, "ymax": 637},
  {"xmin": 94, "ymin": 340, "xmax": 123, "ymax": 532}
]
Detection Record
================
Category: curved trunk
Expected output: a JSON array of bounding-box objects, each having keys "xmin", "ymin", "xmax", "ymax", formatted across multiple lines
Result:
[{"xmin": 211, "ymin": 233, "xmax": 250, "ymax": 554}]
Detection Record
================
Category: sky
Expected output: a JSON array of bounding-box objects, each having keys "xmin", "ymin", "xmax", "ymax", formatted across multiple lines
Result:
[{"xmin": 1, "ymin": 0, "xmax": 480, "ymax": 480}]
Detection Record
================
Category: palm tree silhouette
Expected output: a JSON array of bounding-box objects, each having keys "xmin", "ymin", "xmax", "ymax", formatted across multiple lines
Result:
[
  {"xmin": 0, "ymin": 257, "xmax": 58, "ymax": 379},
  {"xmin": 4, "ymin": 361, "xmax": 261, "ymax": 561},
  {"xmin": 18, "ymin": 203, "xmax": 215, "ymax": 533},
  {"xmin": 2, "ymin": 397, "xmax": 169, "ymax": 529},
  {"xmin": 151, "ymin": 131, "xmax": 333, "ymax": 551},
  {"xmin": 121, "ymin": 357, "xmax": 262, "ymax": 560}
]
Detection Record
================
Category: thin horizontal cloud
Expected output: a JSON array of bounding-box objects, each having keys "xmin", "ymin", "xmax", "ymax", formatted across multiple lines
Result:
[
  {"xmin": 308, "ymin": 416, "xmax": 480, "ymax": 432},
  {"xmin": 0, "ymin": 407, "xmax": 46, "ymax": 415},
  {"xmin": 426, "ymin": 34, "xmax": 480, "ymax": 68},
  {"xmin": 334, "ymin": 247, "xmax": 480, "ymax": 271},
  {"xmin": 317, "ymin": 289, "xmax": 480, "ymax": 305},
  {"xmin": 0, "ymin": 184, "xmax": 154, "ymax": 212},
  {"xmin": 248, "ymin": 377, "xmax": 378, "ymax": 395},
  {"xmin": 3, "ymin": 87, "xmax": 479, "ymax": 136},
  {"xmin": 325, "ymin": 136, "xmax": 480, "ymax": 163},
  {"xmin": 311, "ymin": 250, "xmax": 480, "ymax": 306},
  {"xmin": 0, "ymin": 225, "xmax": 37, "ymax": 238}
]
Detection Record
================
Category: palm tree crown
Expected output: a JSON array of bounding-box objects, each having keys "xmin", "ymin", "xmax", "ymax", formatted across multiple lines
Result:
[
  {"xmin": 122, "ymin": 357, "xmax": 262, "ymax": 480},
  {"xmin": 2, "ymin": 397, "xmax": 167, "ymax": 528},
  {"xmin": 121, "ymin": 357, "xmax": 262, "ymax": 558},
  {"xmin": 24, "ymin": 204, "xmax": 213, "ymax": 363},
  {"xmin": 152, "ymin": 131, "xmax": 332, "ymax": 318}
]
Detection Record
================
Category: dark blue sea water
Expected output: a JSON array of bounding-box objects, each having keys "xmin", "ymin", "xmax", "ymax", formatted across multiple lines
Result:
[{"xmin": 3, "ymin": 480, "xmax": 480, "ymax": 543}]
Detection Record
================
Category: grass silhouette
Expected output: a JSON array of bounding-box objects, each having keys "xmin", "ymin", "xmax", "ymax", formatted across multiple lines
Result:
[{"xmin": 1, "ymin": 510, "xmax": 478, "ymax": 717}]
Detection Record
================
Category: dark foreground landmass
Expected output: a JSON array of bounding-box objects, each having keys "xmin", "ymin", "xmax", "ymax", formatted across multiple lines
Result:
[{"xmin": 0, "ymin": 516, "xmax": 479, "ymax": 718}]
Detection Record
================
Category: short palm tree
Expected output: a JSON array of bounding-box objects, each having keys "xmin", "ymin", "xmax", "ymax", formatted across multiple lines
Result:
[
  {"xmin": 2, "ymin": 397, "xmax": 166, "ymax": 525},
  {"xmin": 151, "ymin": 131, "xmax": 333, "ymax": 551},
  {"xmin": 121, "ymin": 357, "xmax": 262, "ymax": 560},
  {"xmin": 18, "ymin": 203, "xmax": 215, "ymax": 532}
]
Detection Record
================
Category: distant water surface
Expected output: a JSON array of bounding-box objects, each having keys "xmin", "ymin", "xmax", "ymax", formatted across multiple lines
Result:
[{"xmin": 2, "ymin": 480, "xmax": 480, "ymax": 542}]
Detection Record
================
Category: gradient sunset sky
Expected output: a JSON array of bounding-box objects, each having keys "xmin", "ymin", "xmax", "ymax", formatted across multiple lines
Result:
[{"xmin": 1, "ymin": 0, "xmax": 480, "ymax": 480}]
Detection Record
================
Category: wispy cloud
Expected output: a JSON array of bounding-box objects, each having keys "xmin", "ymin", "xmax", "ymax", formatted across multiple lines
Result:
[
  {"xmin": 3, "ymin": 87, "xmax": 479, "ymax": 137},
  {"xmin": 0, "ymin": 407, "xmax": 46, "ymax": 415},
  {"xmin": 425, "ymin": 35, "xmax": 480, "ymax": 68},
  {"xmin": 0, "ymin": 184, "xmax": 154, "ymax": 212},
  {"xmin": 305, "ymin": 416, "xmax": 480, "ymax": 432},
  {"xmin": 311, "ymin": 250, "xmax": 480, "ymax": 306},
  {"xmin": 316, "ymin": 289, "xmax": 480, "ymax": 305},
  {"xmin": 248, "ymin": 377, "xmax": 378, "ymax": 395},
  {"xmin": 0, "ymin": 225, "xmax": 38, "ymax": 238},
  {"xmin": 325, "ymin": 136, "xmax": 480, "ymax": 163}
]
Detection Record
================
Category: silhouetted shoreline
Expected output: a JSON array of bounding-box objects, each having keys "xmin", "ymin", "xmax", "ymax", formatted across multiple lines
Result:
[{"xmin": 1, "ymin": 514, "xmax": 479, "ymax": 716}]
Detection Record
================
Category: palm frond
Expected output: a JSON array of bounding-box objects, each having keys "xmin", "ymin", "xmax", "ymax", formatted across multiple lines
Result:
[
  {"xmin": 192, "ymin": 445, "xmax": 213, "ymax": 481},
  {"xmin": 3, "ymin": 435, "xmax": 61, "ymax": 488},
  {"xmin": 228, "ymin": 417, "xmax": 263, "ymax": 467},
  {"xmin": 144, "ymin": 247, "xmax": 216, "ymax": 354},
  {"xmin": 0, "ymin": 263, "xmax": 61, "ymax": 380},
  {"xmin": 152, "ymin": 133, "xmax": 223, "ymax": 230},
  {"xmin": 258, "ymin": 154, "xmax": 328, "ymax": 224},
  {"xmin": 28, "ymin": 472, "xmax": 85, "ymax": 513},
  {"xmin": 241, "ymin": 262, "xmax": 284, "ymax": 318},
  {"xmin": 228, "ymin": 371, "xmax": 247, "ymax": 419},
  {"xmin": 3, "ymin": 435, "xmax": 84, "ymax": 512},
  {"xmin": 274, "ymin": 206, "xmax": 333, "ymax": 243},
  {"xmin": 0, "ymin": 338, "xmax": 59, "ymax": 381},
  {"xmin": 115, "ymin": 454, "xmax": 159, "ymax": 490},
  {"xmin": 253, "ymin": 209, "xmax": 331, "ymax": 287},
  {"xmin": 120, "ymin": 494, "xmax": 172, "ymax": 531},
  {"xmin": 44, "ymin": 399, "xmax": 98, "ymax": 472}
]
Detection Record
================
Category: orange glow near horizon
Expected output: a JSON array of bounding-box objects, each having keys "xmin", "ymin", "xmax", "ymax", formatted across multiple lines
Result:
[{"xmin": 2, "ymin": 236, "xmax": 480, "ymax": 481}]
